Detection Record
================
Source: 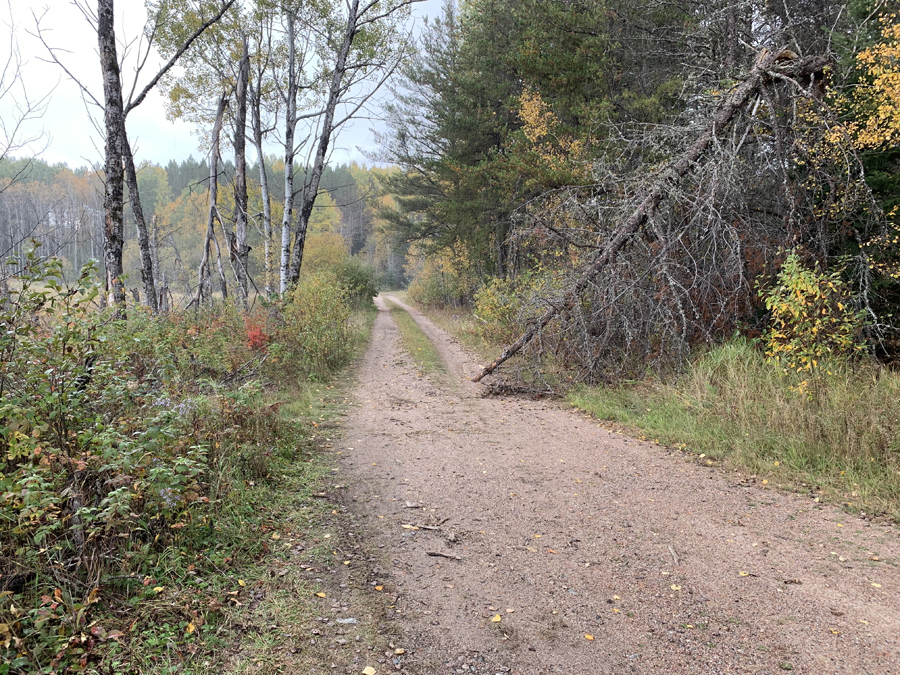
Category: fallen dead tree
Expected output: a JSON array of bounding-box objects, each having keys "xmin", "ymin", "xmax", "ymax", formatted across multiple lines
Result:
[{"xmin": 473, "ymin": 49, "xmax": 832, "ymax": 383}]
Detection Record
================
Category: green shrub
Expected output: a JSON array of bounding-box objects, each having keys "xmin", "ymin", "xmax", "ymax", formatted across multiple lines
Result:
[
  {"xmin": 332, "ymin": 258, "xmax": 378, "ymax": 308},
  {"xmin": 473, "ymin": 276, "xmax": 524, "ymax": 342},
  {"xmin": 267, "ymin": 270, "xmax": 355, "ymax": 380},
  {"xmin": 0, "ymin": 251, "xmax": 340, "ymax": 672},
  {"xmin": 761, "ymin": 252, "xmax": 867, "ymax": 375},
  {"xmin": 406, "ymin": 247, "xmax": 479, "ymax": 308}
]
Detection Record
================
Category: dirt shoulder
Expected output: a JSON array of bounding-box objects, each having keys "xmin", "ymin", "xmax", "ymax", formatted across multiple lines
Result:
[{"xmin": 335, "ymin": 295, "xmax": 900, "ymax": 675}]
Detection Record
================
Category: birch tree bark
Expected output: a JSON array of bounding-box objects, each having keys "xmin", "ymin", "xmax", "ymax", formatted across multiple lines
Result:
[
  {"xmin": 122, "ymin": 132, "xmax": 158, "ymax": 312},
  {"xmin": 286, "ymin": 0, "xmax": 359, "ymax": 284},
  {"xmin": 191, "ymin": 94, "xmax": 229, "ymax": 307},
  {"xmin": 285, "ymin": 0, "xmax": 420, "ymax": 286},
  {"xmin": 90, "ymin": 0, "xmax": 235, "ymax": 309},
  {"xmin": 250, "ymin": 76, "xmax": 274, "ymax": 295},
  {"xmin": 279, "ymin": 11, "xmax": 298, "ymax": 295},
  {"xmin": 232, "ymin": 35, "xmax": 250, "ymax": 306},
  {"xmin": 98, "ymin": 0, "xmax": 126, "ymax": 308}
]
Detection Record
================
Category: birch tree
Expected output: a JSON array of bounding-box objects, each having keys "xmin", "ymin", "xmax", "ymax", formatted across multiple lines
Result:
[
  {"xmin": 37, "ymin": 0, "xmax": 235, "ymax": 309},
  {"xmin": 284, "ymin": 0, "xmax": 421, "ymax": 287}
]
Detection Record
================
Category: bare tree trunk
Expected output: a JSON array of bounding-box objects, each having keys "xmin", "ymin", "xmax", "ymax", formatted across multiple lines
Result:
[
  {"xmin": 98, "ymin": 0, "xmax": 126, "ymax": 308},
  {"xmin": 233, "ymin": 35, "xmax": 250, "ymax": 307},
  {"xmin": 286, "ymin": 0, "xmax": 359, "ymax": 284},
  {"xmin": 150, "ymin": 214, "xmax": 160, "ymax": 287},
  {"xmin": 252, "ymin": 103, "xmax": 273, "ymax": 296},
  {"xmin": 122, "ymin": 131, "xmax": 158, "ymax": 312},
  {"xmin": 191, "ymin": 94, "xmax": 228, "ymax": 308},
  {"xmin": 159, "ymin": 270, "xmax": 170, "ymax": 313},
  {"xmin": 168, "ymin": 232, "xmax": 193, "ymax": 299},
  {"xmin": 725, "ymin": 1, "xmax": 738, "ymax": 73},
  {"xmin": 280, "ymin": 12, "xmax": 298, "ymax": 295},
  {"xmin": 250, "ymin": 75, "xmax": 273, "ymax": 297},
  {"xmin": 212, "ymin": 229, "xmax": 228, "ymax": 299},
  {"xmin": 473, "ymin": 53, "xmax": 831, "ymax": 382}
]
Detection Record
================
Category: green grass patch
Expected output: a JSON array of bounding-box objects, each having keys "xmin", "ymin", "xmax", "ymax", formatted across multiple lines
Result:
[
  {"xmin": 393, "ymin": 292, "xmax": 501, "ymax": 365},
  {"xmin": 387, "ymin": 300, "xmax": 447, "ymax": 376},
  {"xmin": 568, "ymin": 339, "xmax": 900, "ymax": 521}
]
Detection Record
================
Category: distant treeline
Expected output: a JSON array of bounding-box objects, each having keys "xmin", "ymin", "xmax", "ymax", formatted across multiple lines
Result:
[{"xmin": 0, "ymin": 156, "xmax": 409, "ymax": 298}]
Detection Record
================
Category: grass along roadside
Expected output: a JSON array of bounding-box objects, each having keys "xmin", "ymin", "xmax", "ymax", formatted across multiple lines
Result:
[
  {"xmin": 385, "ymin": 297, "xmax": 447, "ymax": 377},
  {"xmin": 187, "ymin": 376, "xmax": 400, "ymax": 675},
  {"xmin": 568, "ymin": 339, "xmax": 900, "ymax": 523},
  {"xmin": 389, "ymin": 292, "xmax": 501, "ymax": 366}
]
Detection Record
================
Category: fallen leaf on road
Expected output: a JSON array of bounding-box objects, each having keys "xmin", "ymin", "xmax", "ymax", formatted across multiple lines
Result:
[
  {"xmin": 526, "ymin": 547, "xmax": 537, "ymax": 553},
  {"xmin": 739, "ymin": 571, "xmax": 750, "ymax": 577},
  {"xmin": 871, "ymin": 583, "xmax": 882, "ymax": 588},
  {"xmin": 395, "ymin": 648, "xmax": 406, "ymax": 655},
  {"xmin": 547, "ymin": 548, "xmax": 558, "ymax": 554},
  {"xmin": 375, "ymin": 586, "xmax": 383, "ymax": 591},
  {"xmin": 491, "ymin": 615, "xmax": 502, "ymax": 623},
  {"xmin": 271, "ymin": 533, "xmax": 280, "ymax": 540},
  {"xmin": 670, "ymin": 584, "xmax": 681, "ymax": 591},
  {"xmin": 238, "ymin": 579, "xmax": 246, "ymax": 587},
  {"xmin": 362, "ymin": 668, "xmax": 377, "ymax": 675},
  {"xmin": 585, "ymin": 634, "xmax": 594, "ymax": 641},
  {"xmin": 315, "ymin": 592, "xmax": 326, "ymax": 598}
]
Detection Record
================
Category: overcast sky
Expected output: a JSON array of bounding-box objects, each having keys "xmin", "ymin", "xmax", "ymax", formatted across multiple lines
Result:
[{"xmin": 1, "ymin": 0, "xmax": 444, "ymax": 171}]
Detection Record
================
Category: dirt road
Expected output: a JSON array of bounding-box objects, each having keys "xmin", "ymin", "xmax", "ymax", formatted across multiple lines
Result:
[{"xmin": 338, "ymin": 296, "xmax": 900, "ymax": 675}]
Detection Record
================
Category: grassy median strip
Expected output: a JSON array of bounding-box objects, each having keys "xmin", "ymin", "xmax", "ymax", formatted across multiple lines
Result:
[
  {"xmin": 568, "ymin": 339, "xmax": 900, "ymax": 522},
  {"xmin": 387, "ymin": 299, "xmax": 447, "ymax": 376}
]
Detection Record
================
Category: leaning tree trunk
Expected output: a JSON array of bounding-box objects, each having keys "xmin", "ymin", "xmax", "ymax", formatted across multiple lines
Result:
[
  {"xmin": 122, "ymin": 131, "xmax": 158, "ymax": 312},
  {"xmin": 286, "ymin": 0, "xmax": 359, "ymax": 284},
  {"xmin": 473, "ymin": 51, "xmax": 831, "ymax": 382},
  {"xmin": 191, "ymin": 94, "xmax": 228, "ymax": 308},
  {"xmin": 232, "ymin": 36, "xmax": 251, "ymax": 307},
  {"xmin": 98, "ymin": 0, "xmax": 126, "ymax": 308}
]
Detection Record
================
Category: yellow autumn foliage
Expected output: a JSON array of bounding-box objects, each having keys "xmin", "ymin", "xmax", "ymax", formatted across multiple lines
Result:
[{"xmin": 849, "ymin": 15, "xmax": 900, "ymax": 149}]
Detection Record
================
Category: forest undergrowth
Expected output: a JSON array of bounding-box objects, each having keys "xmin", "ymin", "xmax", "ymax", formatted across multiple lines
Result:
[{"xmin": 0, "ymin": 250, "xmax": 376, "ymax": 674}]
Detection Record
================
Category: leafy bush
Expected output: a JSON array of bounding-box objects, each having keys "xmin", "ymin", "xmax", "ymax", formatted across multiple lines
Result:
[
  {"xmin": 267, "ymin": 270, "xmax": 355, "ymax": 380},
  {"xmin": 0, "ymin": 253, "xmax": 211, "ymax": 670},
  {"xmin": 0, "ymin": 251, "xmax": 362, "ymax": 672},
  {"xmin": 332, "ymin": 258, "xmax": 378, "ymax": 308},
  {"xmin": 761, "ymin": 252, "xmax": 867, "ymax": 375},
  {"xmin": 406, "ymin": 247, "xmax": 479, "ymax": 308}
]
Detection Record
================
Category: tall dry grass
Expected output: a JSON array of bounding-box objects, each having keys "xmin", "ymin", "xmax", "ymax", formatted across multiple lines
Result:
[{"xmin": 569, "ymin": 339, "xmax": 900, "ymax": 520}]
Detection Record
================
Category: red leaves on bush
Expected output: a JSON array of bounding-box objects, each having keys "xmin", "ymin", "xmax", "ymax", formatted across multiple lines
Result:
[{"xmin": 244, "ymin": 317, "xmax": 270, "ymax": 352}]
